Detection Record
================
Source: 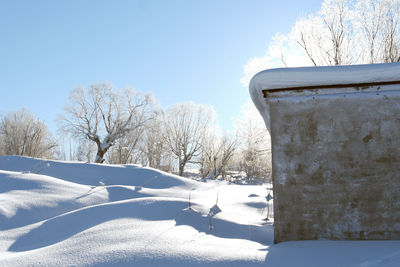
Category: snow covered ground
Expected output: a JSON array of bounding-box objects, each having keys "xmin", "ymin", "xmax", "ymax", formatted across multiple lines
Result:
[{"xmin": 0, "ymin": 156, "xmax": 399, "ymax": 266}]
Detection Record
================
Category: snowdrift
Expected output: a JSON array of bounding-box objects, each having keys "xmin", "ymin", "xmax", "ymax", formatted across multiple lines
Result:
[{"xmin": 0, "ymin": 156, "xmax": 399, "ymax": 266}]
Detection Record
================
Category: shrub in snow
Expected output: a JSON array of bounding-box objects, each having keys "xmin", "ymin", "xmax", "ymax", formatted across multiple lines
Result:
[{"xmin": 208, "ymin": 191, "xmax": 222, "ymax": 230}]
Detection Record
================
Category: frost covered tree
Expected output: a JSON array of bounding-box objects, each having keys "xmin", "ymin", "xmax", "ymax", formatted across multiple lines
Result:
[
  {"xmin": 106, "ymin": 133, "xmax": 142, "ymax": 164},
  {"xmin": 163, "ymin": 102, "xmax": 215, "ymax": 176},
  {"xmin": 106, "ymin": 113, "xmax": 152, "ymax": 165},
  {"xmin": 294, "ymin": 0, "xmax": 357, "ymax": 66},
  {"xmin": 60, "ymin": 83, "xmax": 154, "ymax": 163},
  {"xmin": 0, "ymin": 108, "xmax": 57, "ymax": 158},
  {"xmin": 199, "ymin": 131, "xmax": 238, "ymax": 179},
  {"xmin": 235, "ymin": 102, "xmax": 271, "ymax": 181},
  {"xmin": 139, "ymin": 110, "xmax": 173, "ymax": 171},
  {"xmin": 105, "ymin": 106, "xmax": 172, "ymax": 167},
  {"xmin": 241, "ymin": 0, "xmax": 400, "ymax": 85},
  {"xmin": 73, "ymin": 139, "xmax": 96, "ymax": 162},
  {"xmin": 293, "ymin": 0, "xmax": 400, "ymax": 66}
]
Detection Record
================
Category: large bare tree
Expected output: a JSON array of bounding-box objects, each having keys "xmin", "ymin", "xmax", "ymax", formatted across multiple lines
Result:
[
  {"xmin": 60, "ymin": 83, "xmax": 154, "ymax": 163},
  {"xmin": 241, "ymin": 0, "xmax": 400, "ymax": 88},
  {"xmin": 294, "ymin": 0, "xmax": 357, "ymax": 66},
  {"xmin": 294, "ymin": 0, "xmax": 400, "ymax": 66},
  {"xmin": 0, "ymin": 108, "xmax": 57, "ymax": 158}
]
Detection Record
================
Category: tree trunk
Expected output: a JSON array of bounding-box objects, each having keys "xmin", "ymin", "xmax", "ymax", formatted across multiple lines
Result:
[
  {"xmin": 95, "ymin": 149, "xmax": 106, "ymax": 163},
  {"xmin": 178, "ymin": 160, "xmax": 186, "ymax": 176},
  {"xmin": 95, "ymin": 143, "xmax": 112, "ymax": 163}
]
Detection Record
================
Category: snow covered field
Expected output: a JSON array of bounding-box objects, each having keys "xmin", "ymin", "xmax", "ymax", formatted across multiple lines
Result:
[{"xmin": 0, "ymin": 156, "xmax": 399, "ymax": 266}]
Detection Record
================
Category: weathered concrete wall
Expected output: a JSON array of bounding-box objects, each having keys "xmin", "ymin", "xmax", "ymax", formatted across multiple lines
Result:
[{"xmin": 268, "ymin": 85, "xmax": 400, "ymax": 243}]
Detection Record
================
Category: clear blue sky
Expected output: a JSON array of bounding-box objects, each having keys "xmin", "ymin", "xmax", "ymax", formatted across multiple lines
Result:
[{"xmin": 0, "ymin": 0, "xmax": 323, "ymax": 134}]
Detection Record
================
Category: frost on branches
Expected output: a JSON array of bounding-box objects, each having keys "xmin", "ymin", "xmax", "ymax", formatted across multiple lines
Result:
[{"xmin": 60, "ymin": 83, "xmax": 154, "ymax": 163}]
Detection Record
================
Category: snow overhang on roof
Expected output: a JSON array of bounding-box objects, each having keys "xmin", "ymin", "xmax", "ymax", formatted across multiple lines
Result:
[{"xmin": 249, "ymin": 63, "xmax": 400, "ymax": 132}]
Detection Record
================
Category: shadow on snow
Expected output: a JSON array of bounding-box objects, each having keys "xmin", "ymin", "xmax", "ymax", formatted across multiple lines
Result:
[{"xmin": 8, "ymin": 198, "xmax": 272, "ymax": 252}]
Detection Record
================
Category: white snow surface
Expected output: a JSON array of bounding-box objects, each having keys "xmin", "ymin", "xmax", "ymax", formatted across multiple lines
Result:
[
  {"xmin": 0, "ymin": 155, "xmax": 399, "ymax": 266},
  {"xmin": 249, "ymin": 62, "xmax": 400, "ymax": 131}
]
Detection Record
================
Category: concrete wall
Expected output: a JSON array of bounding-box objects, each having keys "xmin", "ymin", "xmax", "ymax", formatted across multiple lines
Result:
[{"xmin": 268, "ymin": 84, "xmax": 400, "ymax": 243}]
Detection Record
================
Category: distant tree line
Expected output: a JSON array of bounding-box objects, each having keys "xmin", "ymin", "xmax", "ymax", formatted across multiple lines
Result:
[{"xmin": 0, "ymin": 85, "xmax": 271, "ymax": 182}]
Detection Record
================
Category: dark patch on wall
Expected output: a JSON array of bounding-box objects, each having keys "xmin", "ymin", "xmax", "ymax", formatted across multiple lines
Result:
[{"xmin": 362, "ymin": 134, "xmax": 373, "ymax": 143}]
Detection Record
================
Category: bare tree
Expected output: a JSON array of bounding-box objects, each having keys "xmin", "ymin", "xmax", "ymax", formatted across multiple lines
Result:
[
  {"xmin": 72, "ymin": 139, "xmax": 96, "ymax": 162},
  {"xmin": 357, "ymin": 0, "xmax": 384, "ymax": 63},
  {"xmin": 199, "ymin": 132, "xmax": 238, "ymax": 179},
  {"xmin": 59, "ymin": 83, "xmax": 154, "ymax": 163},
  {"xmin": 298, "ymin": 0, "xmax": 400, "ymax": 66},
  {"xmin": 381, "ymin": 0, "xmax": 400, "ymax": 62},
  {"xmin": 139, "ymin": 110, "xmax": 173, "ymax": 171},
  {"xmin": 106, "ymin": 111, "xmax": 152, "ymax": 165},
  {"xmin": 163, "ymin": 102, "xmax": 215, "ymax": 176},
  {"xmin": 0, "ymin": 108, "xmax": 57, "ymax": 158},
  {"xmin": 106, "ymin": 134, "xmax": 141, "ymax": 165},
  {"xmin": 234, "ymin": 102, "xmax": 272, "ymax": 181},
  {"xmin": 244, "ymin": 0, "xmax": 399, "ymax": 80},
  {"xmin": 294, "ymin": 0, "xmax": 357, "ymax": 66}
]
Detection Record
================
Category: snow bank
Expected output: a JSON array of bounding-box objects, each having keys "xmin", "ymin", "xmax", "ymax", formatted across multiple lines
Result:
[
  {"xmin": 0, "ymin": 156, "xmax": 271, "ymax": 266},
  {"xmin": 0, "ymin": 155, "xmax": 191, "ymax": 189}
]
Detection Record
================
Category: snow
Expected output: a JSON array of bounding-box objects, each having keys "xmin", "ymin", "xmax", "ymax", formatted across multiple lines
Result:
[
  {"xmin": 249, "ymin": 62, "xmax": 400, "ymax": 131},
  {"xmin": 0, "ymin": 155, "xmax": 400, "ymax": 266}
]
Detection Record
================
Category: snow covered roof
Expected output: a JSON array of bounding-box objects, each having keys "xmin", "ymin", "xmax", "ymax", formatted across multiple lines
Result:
[{"xmin": 249, "ymin": 63, "xmax": 400, "ymax": 132}]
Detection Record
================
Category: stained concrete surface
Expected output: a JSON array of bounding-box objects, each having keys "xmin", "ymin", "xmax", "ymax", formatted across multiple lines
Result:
[{"xmin": 268, "ymin": 86, "xmax": 400, "ymax": 243}]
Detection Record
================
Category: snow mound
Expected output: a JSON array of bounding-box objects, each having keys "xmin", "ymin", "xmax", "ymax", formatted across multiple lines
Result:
[
  {"xmin": 0, "ymin": 155, "xmax": 191, "ymax": 189},
  {"xmin": 1, "ymin": 155, "xmax": 399, "ymax": 266},
  {"xmin": 0, "ymin": 170, "xmax": 108, "ymax": 230}
]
